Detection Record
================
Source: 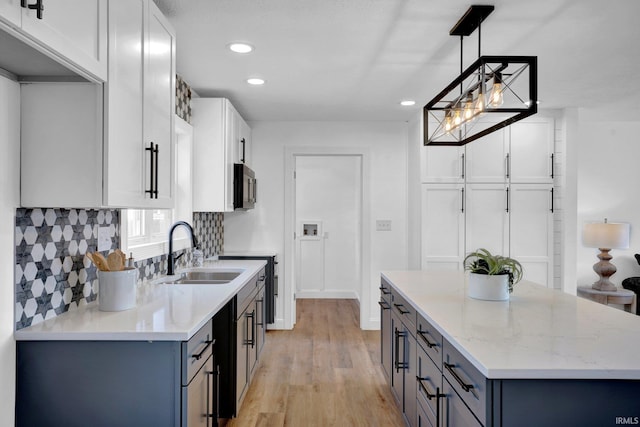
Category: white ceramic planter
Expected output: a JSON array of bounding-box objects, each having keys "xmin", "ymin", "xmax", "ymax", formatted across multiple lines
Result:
[
  {"xmin": 467, "ymin": 272, "xmax": 509, "ymax": 301},
  {"xmin": 98, "ymin": 268, "xmax": 137, "ymax": 311}
]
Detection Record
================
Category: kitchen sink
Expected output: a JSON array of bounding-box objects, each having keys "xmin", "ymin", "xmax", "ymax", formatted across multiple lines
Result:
[{"xmin": 154, "ymin": 269, "xmax": 243, "ymax": 285}]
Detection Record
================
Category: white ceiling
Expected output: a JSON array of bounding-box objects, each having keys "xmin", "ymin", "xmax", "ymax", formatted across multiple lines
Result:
[{"xmin": 156, "ymin": 0, "xmax": 640, "ymax": 122}]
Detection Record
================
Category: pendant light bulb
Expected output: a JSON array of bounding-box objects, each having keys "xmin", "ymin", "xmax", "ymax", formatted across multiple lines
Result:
[
  {"xmin": 463, "ymin": 93, "xmax": 475, "ymax": 122},
  {"xmin": 489, "ymin": 72, "xmax": 504, "ymax": 107},
  {"xmin": 444, "ymin": 110, "xmax": 453, "ymax": 133},
  {"xmin": 453, "ymin": 108, "xmax": 462, "ymax": 127},
  {"xmin": 475, "ymin": 90, "xmax": 485, "ymax": 115}
]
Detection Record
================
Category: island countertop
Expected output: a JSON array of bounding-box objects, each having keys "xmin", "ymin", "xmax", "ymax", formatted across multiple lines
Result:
[
  {"xmin": 381, "ymin": 270, "xmax": 640, "ymax": 380},
  {"xmin": 14, "ymin": 260, "xmax": 266, "ymax": 342}
]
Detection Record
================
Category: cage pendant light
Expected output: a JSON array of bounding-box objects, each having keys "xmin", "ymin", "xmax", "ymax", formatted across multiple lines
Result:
[{"xmin": 423, "ymin": 5, "xmax": 537, "ymax": 146}]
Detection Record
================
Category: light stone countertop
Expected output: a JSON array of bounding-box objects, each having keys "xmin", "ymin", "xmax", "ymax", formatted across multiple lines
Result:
[
  {"xmin": 14, "ymin": 260, "xmax": 267, "ymax": 342},
  {"xmin": 382, "ymin": 270, "xmax": 640, "ymax": 380}
]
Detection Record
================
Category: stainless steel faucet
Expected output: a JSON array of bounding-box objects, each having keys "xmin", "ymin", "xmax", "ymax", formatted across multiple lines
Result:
[{"xmin": 167, "ymin": 221, "xmax": 199, "ymax": 276}]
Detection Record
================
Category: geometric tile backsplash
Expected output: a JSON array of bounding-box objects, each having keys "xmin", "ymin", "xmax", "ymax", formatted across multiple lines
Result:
[{"xmin": 15, "ymin": 208, "xmax": 224, "ymax": 330}]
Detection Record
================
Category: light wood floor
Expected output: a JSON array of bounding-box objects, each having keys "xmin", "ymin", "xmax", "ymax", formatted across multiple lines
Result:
[{"xmin": 227, "ymin": 299, "xmax": 405, "ymax": 427}]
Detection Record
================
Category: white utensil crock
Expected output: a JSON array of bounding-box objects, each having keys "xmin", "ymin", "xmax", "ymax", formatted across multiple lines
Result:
[{"xmin": 98, "ymin": 268, "xmax": 137, "ymax": 311}]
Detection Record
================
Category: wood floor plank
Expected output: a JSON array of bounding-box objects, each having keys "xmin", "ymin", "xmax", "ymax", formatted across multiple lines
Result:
[{"xmin": 228, "ymin": 299, "xmax": 405, "ymax": 427}]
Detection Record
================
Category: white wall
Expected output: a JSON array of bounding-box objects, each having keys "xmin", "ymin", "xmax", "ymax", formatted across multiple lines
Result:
[
  {"xmin": 224, "ymin": 121, "xmax": 408, "ymax": 329},
  {"xmin": 0, "ymin": 74, "xmax": 20, "ymax": 427},
  {"xmin": 574, "ymin": 117, "xmax": 640, "ymax": 289}
]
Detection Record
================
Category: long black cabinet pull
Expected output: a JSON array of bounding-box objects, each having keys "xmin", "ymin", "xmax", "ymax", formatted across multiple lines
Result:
[
  {"xmin": 145, "ymin": 142, "xmax": 159, "ymax": 199},
  {"xmin": 461, "ymin": 153, "xmax": 465, "ymax": 179},
  {"xmin": 394, "ymin": 329, "xmax": 408, "ymax": 372},
  {"xmin": 460, "ymin": 188, "xmax": 465, "ymax": 213},
  {"xmin": 205, "ymin": 368, "xmax": 212, "ymax": 427},
  {"xmin": 444, "ymin": 362, "xmax": 474, "ymax": 392},
  {"xmin": 244, "ymin": 310, "xmax": 256, "ymax": 348},
  {"xmin": 550, "ymin": 188, "xmax": 554, "ymax": 213},
  {"xmin": 393, "ymin": 303, "xmax": 410, "ymax": 315},
  {"xmin": 505, "ymin": 187, "xmax": 510, "ymax": 213},
  {"xmin": 154, "ymin": 143, "xmax": 159, "ymax": 198},
  {"xmin": 417, "ymin": 330, "xmax": 437, "ymax": 349},
  {"xmin": 192, "ymin": 339, "xmax": 214, "ymax": 361},
  {"xmin": 505, "ymin": 153, "xmax": 510, "ymax": 178},
  {"xmin": 417, "ymin": 376, "xmax": 437, "ymax": 400},
  {"xmin": 241, "ymin": 138, "xmax": 246, "ymax": 163},
  {"xmin": 378, "ymin": 300, "xmax": 391, "ymax": 310},
  {"xmin": 379, "ymin": 285, "xmax": 391, "ymax": 295},
  {"xmin": 550, "ymin": 153, "xmax": 555, "ymax": 178},
  {"xmin": 22, "ymin": 0, "xmax": 43, "ymax": 19}
]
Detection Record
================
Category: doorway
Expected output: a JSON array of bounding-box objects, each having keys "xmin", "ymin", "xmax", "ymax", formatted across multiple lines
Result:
[{"xmin": 294, "ymin": 155, "xmax": 362, "ymax": 299}]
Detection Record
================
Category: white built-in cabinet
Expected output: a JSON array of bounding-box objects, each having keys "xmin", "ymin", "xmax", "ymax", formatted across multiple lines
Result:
[
  {"xmin": 0, "ymin": 0, "xmax": 107, "ymax": 81},
  {"xmin": 20, "ymin": 0, "xmax": 176, "ymax": 209},
  {"xmin": 192, "ymin": 98, "xmax": 251, "ymax": 212},
  {"xmin": 421, "ymin": 117, "xmax": 555, "ymax": 287}
]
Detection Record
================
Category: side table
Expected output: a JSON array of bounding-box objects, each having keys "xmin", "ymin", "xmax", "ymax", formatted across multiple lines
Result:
[{"xmin": 577, "ymin": 286, "xmax": 637, "ymax": 314}]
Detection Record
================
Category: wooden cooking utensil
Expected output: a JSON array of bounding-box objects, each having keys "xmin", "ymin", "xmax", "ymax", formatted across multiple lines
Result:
[
  {"xmin": 115, "ymin": 248, "xmax": 126, "ymax": 267},
  {"xmin": 91, "ymin": 252, "xmax": 110, "ymax": 271},
  {"xmin": 107, "ymin": 251, "xmax": 124, "ymax": 271}
]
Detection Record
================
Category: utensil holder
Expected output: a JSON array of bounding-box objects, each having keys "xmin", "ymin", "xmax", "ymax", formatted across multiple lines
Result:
[{"xmin": 98, "ymin": 268, "xmax": 137, "ymax": 311}]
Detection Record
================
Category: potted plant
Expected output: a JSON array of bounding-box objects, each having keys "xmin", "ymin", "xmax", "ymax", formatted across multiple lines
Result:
[{"xmin": 464, "ymin": 248, "xmax": 523, "ymax": 301}]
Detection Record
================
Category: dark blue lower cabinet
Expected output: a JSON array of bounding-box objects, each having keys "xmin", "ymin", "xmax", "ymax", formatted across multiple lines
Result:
[{"xmin": 16, "ymin": 340, "xmax": 182, "ymax": 427}]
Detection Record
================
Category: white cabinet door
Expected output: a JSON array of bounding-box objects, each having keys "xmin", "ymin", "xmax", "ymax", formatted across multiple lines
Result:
[
  {"xmin": 509, "ymin": 118, "xmax": 554, "ymax": 183},
  {"xmin": 0, "ymin": 0, "xmax": 20, "ymax": 26},
  {"xmin": 103, "ymin": 0, "xmax": 145, "ymax": 207},
  {"xmin": 465, "ymin": 128, "xmax": 508, "ymax": 183},
  {"xmin": 509, "ymin": 184, "xmax": 554, "ymax": 287},
  {"xmin": 144, "ymin": 0, "xmax": 175, "ymax": 208},
  {"xmin": 421, "ymin": 145, "xmax": 464, "ymax": 183},
  {"xmin": 465, "ymin": 184, "xmax": 509, "ymax": 258},
  {"xmin": 20, "ymin": 0, "xmax": 107, "ymax": 81},
  {"xmin": 238, "ymin": 114, "xmax": 252, "ymax": 166},
  {"xmin": 421, "ymin": 184, "xmax": 465, "ymax": 270}
]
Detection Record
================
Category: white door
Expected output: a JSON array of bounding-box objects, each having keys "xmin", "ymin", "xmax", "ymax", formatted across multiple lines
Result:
[
  {"xmin": 20, "ymin": 0, "xmax": 107, "ymax": 81},
  {"xmin": 509, "ymin": 184, "xmax": 554, "ymax": 287},
  {"xmin": 465, "ymin": 183, "xmax": 509, "ymax": 257},
  {"xmin": 421, "ymin": 183, "xmax": 465, "ymax": 270},
  {"xmin": 509, "ymin": 118, "xmax": 554, "ymax": 183},
  {"xmin": 294, "ymin": 155, "xmax": 362, "ymax": 299}
]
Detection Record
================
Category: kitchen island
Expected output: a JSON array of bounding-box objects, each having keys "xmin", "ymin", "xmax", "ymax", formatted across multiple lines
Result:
[
  {"xmin": 381, "ymin": 270, "xmax": 640, "ymax": 427},
  {"xmin": 15, "ymin": 259, "xmax": 267, "ymax": 427}
]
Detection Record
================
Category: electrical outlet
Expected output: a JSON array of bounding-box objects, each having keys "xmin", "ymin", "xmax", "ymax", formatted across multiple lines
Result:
[
  {"xmin": 376, "ymin": 220, "xmax": 392, "ymax": 231},
  {"xmin": 97, "ymin": 226, "xmax": 111, "ymax": 252}
]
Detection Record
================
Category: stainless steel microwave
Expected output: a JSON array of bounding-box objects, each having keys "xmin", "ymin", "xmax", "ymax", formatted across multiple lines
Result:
[{"xmin": 233, "ymin": 163, "xmax": 256, "ymax": 210}]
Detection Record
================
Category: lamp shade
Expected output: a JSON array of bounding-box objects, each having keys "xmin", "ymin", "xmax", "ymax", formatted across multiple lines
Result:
[{"xmin": 583, "ymin": 222, "xmax": 630, "ymax": 249}]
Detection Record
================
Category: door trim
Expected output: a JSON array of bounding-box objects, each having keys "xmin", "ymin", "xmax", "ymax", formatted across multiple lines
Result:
[{"xmin": 284, "ymin": 146, "xmax": 371, "ymax": 329}]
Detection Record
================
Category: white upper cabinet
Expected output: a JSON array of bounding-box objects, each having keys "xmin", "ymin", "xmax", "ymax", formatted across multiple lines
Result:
[
  {"xmin": 0, "ymin": 0, "xmax": 107, "ymax": 81},
  {"xmin": 508, "ymin": 118, "xmax": 555, "ymax": 183},
  {"xmin": 421, "ymin": 145, "xmax": 464, "ymax": 183},
  {"xmin": 192, "ymin": 98, "xmax": 250, "ymax": 212},
  {"xmin": 465, "ymin": 128, "xmax": 508, "ymax": 183},
  {"xmin": 103, "ymin": 0, "xmax": 175, "ymax": 208},
  {"xmin": 20, "ymin": 0, "xmax": 176, "ymax": 209}
]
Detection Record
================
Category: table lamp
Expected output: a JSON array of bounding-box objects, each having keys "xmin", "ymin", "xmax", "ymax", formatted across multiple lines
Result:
[{"xmin": 582, "ymin": 218, "xmax": 630, "ymax": 291}]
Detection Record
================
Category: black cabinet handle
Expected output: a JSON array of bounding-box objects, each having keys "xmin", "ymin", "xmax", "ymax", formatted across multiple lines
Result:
[
  {"xmin": 393, "ymin": 303, "xmax": 410, "ymax": 315},
  {"xmin": 378, "ymin": 300, "xmax": 390, "ymax": 310},
  {"xmin": 244, "ymin": 310, "xmax": 256, "ymax": 348},
  {"xmin": 23, "ymin": 0, "xmax": 43, "ymax": 19},
  {"xmin": 461, "ymin": 188, "xmax": 465, "ymax": 213},
  {"xmin": 241, "ymin": 137, "xmax": 246, "ymax": 163},
  {"xmin": 205, "ymin": 367, "xmax": 212, "ymax": 427},
  {"xmin": 145, "ymin": 142, "xmax": 159, "ymax": 199},
  {"xmin": 394, "ymin": 329, "xmax": 408, "ymax": 372},
  {"xmin": 192, "ymin": 339, "xmax": 214, "ymax": 361},
  {"xmin": 379, "ymin": 285, "xmax": 391, "ymax": 295},
  {"xmin": 505, "ymin": 187, "xmax": 510, "ymax": 213},
  {"xmin": 550, "ymin": 153, "xmax": 554, "ymax": 178},
  {"xmin": 550, "ymin": 188, "xmax": 554, "ymax": 213},
  {"xmin": 417, "ymin": 330, "xmax": 437, "ymax": 349},
  {"xmin": 461, "ymin": 153, "xmax": 465, "ymax": 179},
  {"xmin": 505, "ymin": 153, "xmax": 510, "ymax": 178},
  {"xmin": 417, "ymin": 376, "xmax": 437, "ymax": 400},
  {"xmin": 444, "ymin": 362, "xmax": 474, "ymax": 392}
]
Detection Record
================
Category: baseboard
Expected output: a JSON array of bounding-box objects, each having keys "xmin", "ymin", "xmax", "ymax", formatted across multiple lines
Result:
[{"xmin": 295, "ymin": 290, "xmax": 359, "ymax": 299}]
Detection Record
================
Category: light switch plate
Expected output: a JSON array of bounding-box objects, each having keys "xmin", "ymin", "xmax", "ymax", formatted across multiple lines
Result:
[
  {"xmin": 97, "ymin": 226, "xmax": 111, "ymax": 252},
  {"xmin": 376, "ymin": 220, "xmax": 392, "ymax": 231}
]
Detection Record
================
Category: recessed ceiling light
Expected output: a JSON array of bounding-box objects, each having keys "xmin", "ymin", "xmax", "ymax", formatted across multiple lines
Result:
[
  {"xmin": 228, "ymin": 43, "xmax": 253, "ymax": 54},
  {"xmin": 247, "ymin": 78, "xmax": 265, "ymax": 85},
  {"xmin": 400, "ymin": 100, "xmax": 416, "ymax": 106}
]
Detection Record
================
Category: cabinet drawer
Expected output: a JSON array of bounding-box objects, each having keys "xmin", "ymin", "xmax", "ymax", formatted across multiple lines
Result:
[
  {"xmin": 443, "ymin": 377, "xmax": 483, "ymax": 427},
  {"xmin": 391, "ymin": 288, "xmax": 416, "ymax": 331},
  {"xmin": 442, "ymin": 340, "xmax": 487, "ymax": 425},
  {"xmin": 237, "ymin": 275, "xmax": 259, "ymax": 316},
  {"xmin": 417, "ymin": 313, "xmax": 443, "ymax": 367},
  {"xmin": 182, "ymin": 319, "xmax": 214, "ymax": 385},
  {"xmin": 417, "ymin": 397, "xmax": 437, "ymax": 427},
  {"xmin": 416, "ymin": 342, "xmax": 442, "ymax": 419}
]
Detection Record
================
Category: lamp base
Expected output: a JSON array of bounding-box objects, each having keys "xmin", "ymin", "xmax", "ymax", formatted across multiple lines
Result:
[{"xmin": 592, "ymin": 248, "xmax": 618, "ymax": 292}]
